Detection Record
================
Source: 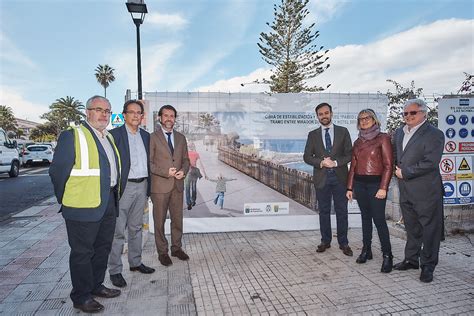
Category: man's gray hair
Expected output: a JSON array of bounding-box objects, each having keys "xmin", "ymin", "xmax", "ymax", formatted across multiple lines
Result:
[
  {"xmin": 86, "ymin": 95, "xmax": 111, "ymax": 109},
  {"xmin": 404, "ymin": 98, "xmax": 427, "ymax": 112}
]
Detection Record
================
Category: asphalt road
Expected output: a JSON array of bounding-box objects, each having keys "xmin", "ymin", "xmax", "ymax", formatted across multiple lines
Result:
[{"xmin": 0, "ymin": 165, "xmax": 54, "ymax": 220}]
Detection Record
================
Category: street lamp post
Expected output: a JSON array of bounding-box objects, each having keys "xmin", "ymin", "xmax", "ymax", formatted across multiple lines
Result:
[{"xmin": 126, "ymin": 0, "xmax": 147, "ymax": 100}]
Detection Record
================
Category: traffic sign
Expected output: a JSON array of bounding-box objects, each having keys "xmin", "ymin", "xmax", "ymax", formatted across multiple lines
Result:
[
  {"xmin": 111, "ymin": 113, "xmax": 124, "ymax": 127},
  {"xmin": 445, "ymin": 141, "xmax": 456, "ymax": 152}
]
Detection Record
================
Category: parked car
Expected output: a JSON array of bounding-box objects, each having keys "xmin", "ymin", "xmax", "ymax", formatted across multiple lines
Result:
[
  {"xmin": 0, "ymin": 128, "xmax": 20, "ymax": 177},
  {"xmin": 22, "ymin": 144, "xmax": 53, "ymax": 167}
]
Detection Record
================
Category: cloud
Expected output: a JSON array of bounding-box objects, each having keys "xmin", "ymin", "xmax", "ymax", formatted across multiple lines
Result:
[
  {"xmin": 146, "ymin": 12, "xmax": 188, "ymax": 30},
  {"xmin": 0, "ymin": 32, "xmax": 37, "ymax": 69},
  {"xmin": 0, "ymin": 86, "xmax": 48, "ymax": 122},
  {"xmin": 110, "ymin": 42, "xmax": 182, "ymax": 93},
  {"xmin": 307, "ymin": 0, "xmax": 348, "ymax": 24},
  {"xmin": 196, "ymin": 19, "xmax": 474, "ymax": 96}
]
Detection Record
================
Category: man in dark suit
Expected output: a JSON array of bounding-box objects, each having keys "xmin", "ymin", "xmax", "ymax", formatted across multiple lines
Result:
[
  {"xmin": 49, "ymin": 95, "xmax": 121, "ymax": 313},
  {"xmin": 107, "ymin": 100, "xmax": 155, "ymax": 288},
  {"xmin": 393, "ymin": 99, "xmax": 444, "ymax": 283},
  {"xmin": 304, "ymin": 102, "xmax": 353, "ymax": 256},
  {"xmin": 150, "ymin": 105, "xmax": 190, "ymax": 266}
]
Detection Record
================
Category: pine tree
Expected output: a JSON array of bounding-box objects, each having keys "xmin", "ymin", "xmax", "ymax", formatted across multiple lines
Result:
[{"xmin": 258, "ymin": 0, "xmax": 330, "ymax": 93}]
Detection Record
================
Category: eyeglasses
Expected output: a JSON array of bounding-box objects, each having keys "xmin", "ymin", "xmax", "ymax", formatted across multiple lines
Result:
[
  {"xmin": 403, "ymin": 110, "xmax": 424, "ymax": 117},
  {"xmin": 125, "ymin": 110, "xmax": 143, "ymax": 116},
  {"xmin": 358, "ymin": 116, "xmax": 373, "ymax": 122},
  {"xmin": 88, "ymin": 107, "xmax": 112, "ymax": 115}
]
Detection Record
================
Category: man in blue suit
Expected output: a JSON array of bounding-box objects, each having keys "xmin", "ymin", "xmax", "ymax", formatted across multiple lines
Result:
[
  {"xmin": 49, "ymin": 95, "xmax": 121, "ymax": 313},
  {"xmin": 108, "ymin": 100, "xmax": 155, "ymax": 288},
  {"xmin": 304, "ymin": 102, "xmax": 353, "ymax": 256},
  {"xmin": 393, "ymin": 99, "xmax": 444, "ymax": 283}
]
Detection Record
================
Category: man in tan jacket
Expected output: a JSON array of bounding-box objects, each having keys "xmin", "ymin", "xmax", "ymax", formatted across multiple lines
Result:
[{"xmin": 150, "ymin": 105, "xmax": 190, "ymax": 266}]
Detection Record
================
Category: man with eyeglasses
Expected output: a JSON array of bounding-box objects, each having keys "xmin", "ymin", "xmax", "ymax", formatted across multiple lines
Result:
[
  {"xmin": 107, "ymin": 100, "xmax": 155, "ymax": 289},
  {"xmin": 49, "ymin": 95, "xmax": 121, "ymax": 313},
  {"xmin": 393, "ymin": 99, "xmax": 444, "ymax": 283}
]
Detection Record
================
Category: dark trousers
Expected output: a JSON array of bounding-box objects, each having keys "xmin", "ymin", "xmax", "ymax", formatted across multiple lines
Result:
[
  {"xmin": 316, "ymin": 172, "xmax": 349, "ymax": 246},
  {"xmin": 354, "ymin": 180, "xmax": 391, "ymax": 254},
  {"xmin": 400, "ymin": 196, "xmax": 442, "ymax": 269},
  {"xmin": 65, "ymin": 193, "xmax": 116, "ymax": 304}
]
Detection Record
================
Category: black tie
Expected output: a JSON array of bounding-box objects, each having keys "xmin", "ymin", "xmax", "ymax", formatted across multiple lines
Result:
[
  {"xmin": 166, "ymin": 132, "xmax": 174, "ymax": 155},
  {"xmin": 325, "ymin": 128, "xmax": 332, "ymax": 152}
]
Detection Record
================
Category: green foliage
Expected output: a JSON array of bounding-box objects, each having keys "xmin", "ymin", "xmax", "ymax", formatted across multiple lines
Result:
[
  {"xmin": 258, "ymin": 0, "xmax": 330, "ymax": 93},
  {"xmin": 384, "ymin": 79, "xmax": 438, "ymax": 133},
  {"xmin": 95, "ymin": 64, "xmax": 116, "ymax": 98},
  {"xmin": 40, "ymin": 96, "xmax": 85, "ymax": 136},
  {"xmin": 30, "ymin": 123, "xmax": 57, "ymax": 142},
  {"xmin": 0, "ymin": 105, "xmax": 18, "ymax": 133}
]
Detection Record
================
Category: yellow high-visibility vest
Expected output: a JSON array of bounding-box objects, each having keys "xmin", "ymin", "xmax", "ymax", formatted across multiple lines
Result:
[{"xmin": 62, "ymin": 125, "xmax": 120, "ymax": 208}]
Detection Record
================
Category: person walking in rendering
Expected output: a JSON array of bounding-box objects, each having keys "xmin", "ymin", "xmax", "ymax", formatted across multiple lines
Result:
[
  {"xmin": 206, "ymin": 173, "xmax": 237, "ymax": 210},
  {"xmin": 392, "ymin": 99, "xmax": 444, "ymax": 283},
  {"xmin": 185, "ymin": 142, "xmax": 207, "ymax": 210},
  {"xmin": 49, "ymin": 95, "xmax": 121, "ymax": 313},
  {"xmin": 346, "ymin": 109, "xmax": 394, "ymax": 273},
  {"xmin": 107, "ymin": 100, "xmax": 155, "ymax": 289},
  {"xmin": 150, "ymin": 105, "xmax": 190, "ymax": 267},
  {"xmin": 303, "ymin": 102, "xmax": 353, "ymax": 256}
]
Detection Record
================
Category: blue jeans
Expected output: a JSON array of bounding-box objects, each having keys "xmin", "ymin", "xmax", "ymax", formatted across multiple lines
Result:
[
  {"xmin": 315, "ymin": 172, "xmax": 349, "ymax": 246},
  {"xmin": 354, "ymin": 180, "xmax": 391, "ymax": 254},
  {"xmin": 214, "ymin": 192, "xmax": 225, "ymax": 209},
  {"xmin": 185, "ymin": 176, "xmax": 198, "ymax": 206}
]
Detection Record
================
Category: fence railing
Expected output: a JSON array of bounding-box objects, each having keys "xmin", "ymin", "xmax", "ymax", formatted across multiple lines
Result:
[{"xmin": 218, "ymin": 146, "xmax": 317, "ymax": 211}]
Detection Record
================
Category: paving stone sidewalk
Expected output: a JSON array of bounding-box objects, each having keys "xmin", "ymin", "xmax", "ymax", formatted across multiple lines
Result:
[{"xmin": 0, "ymin": 201, "xmax": 473, "ymax": 315}]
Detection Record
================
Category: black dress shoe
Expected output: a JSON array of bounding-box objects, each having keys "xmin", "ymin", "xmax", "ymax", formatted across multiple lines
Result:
[
  {"xmin": 381, "ymin": 253, "xmax": 393, "ymax": 273},
  {"xmin": 192, "ymin": 202, "xmax": 196, "ymax": 206},
  {"xmin": 420, "ymin": 266, "xmax": 434, "ymax": 283},
  {"xmin": 316, "ymin": 243, "xmax": 331, "ymax": 253},
  {"xmin": 159, "ymin": 254, "xmax": 173, "ymax": 266},
  {"xmin": 339, "ymin": 245, "xmax": 353, "ymax": 256},
  {"xmin": 171, "ymin": 249, "xmax": 190, "ymax": 261},
  {"xmin": 130, "ymin": 263, "xmax": 155, "ymax": 274},
  {"xmin": 187, "ymin": 204, "xmax": 192, "ymax": 210},
  {"xmin": 356, "ymin": 246, "xmax": 373, "ymax": 263},
  {"xmin": 393, "ymin": 260, "xmax": 419, "ymax": 271},
  {"xmin": 91, "ymin": 285, "xmax": 121, "ymax": 298},
  {"xmin": 73, "ymin": 298, "xmax": 104, "ymax": 313},
  {"xmin": 110, "ymin": 273, "xmax": 127, "ymax": 287}
]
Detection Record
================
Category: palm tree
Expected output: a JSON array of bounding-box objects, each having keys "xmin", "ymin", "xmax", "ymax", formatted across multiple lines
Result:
[
  {"xmin": 46, "ymin": 96, "xmax": 85, "ymax": 131},
  {"xmin": 0, "ymin": 105, "xmax": 18, "ymax": 133},
  {"xmin": 95, "ymin": 64, "xmax": 116, "ymax": 98}
]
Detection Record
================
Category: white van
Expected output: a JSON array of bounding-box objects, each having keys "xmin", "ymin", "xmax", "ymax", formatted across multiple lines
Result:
[{"xmin": 0, "ymin": 128, "xmax": 20, "ymax": 177}]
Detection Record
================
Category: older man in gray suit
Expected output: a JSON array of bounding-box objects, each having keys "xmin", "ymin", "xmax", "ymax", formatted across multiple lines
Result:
[
  {"xmin": 304, "ymin": 102, "xmax": 353, "ymax": 256},
  {"xmin": 108, "ymin": 100, "xmax": 155, "ymax": 289},
  {"xmin": 393, "ymin": 99, "xmax": 444, "ymax": 283}
]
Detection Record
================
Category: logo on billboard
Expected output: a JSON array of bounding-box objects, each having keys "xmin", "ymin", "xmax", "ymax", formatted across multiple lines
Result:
[
  {"xmin": 440, "ymin": 158, "xmax": 454, "ymax": 173},
  {"xmin": 445, "ymin": 115, "xmax": 456, "ymax": 125},
  {"xmin": 459, "ymin": 99, "xmax": 470, "ymax": 106},
  {"xmin": 458, "ymin": 182, "xmax": 471, "ymax": 197},
  {"xmin": 458, "ymin": 158, "xmax": 471, "ymax": 171},
  {"xmin": 443, "ymin": 183, "xmax": 455, "ymax": 197}
]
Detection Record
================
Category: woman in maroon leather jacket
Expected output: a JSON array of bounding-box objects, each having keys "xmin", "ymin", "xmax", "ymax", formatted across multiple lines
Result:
[{"xmin": 346, "ymin": 109, "xmax": 394, "ymax": 273}]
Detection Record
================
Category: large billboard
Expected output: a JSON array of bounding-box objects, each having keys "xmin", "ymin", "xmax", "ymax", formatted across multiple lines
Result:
[{"xmin": 145, "ymin": 92, "xmax": 388, "ymax": 232}]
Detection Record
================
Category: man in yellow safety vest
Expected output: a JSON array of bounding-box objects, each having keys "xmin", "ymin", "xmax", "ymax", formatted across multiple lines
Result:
[{"xmin": 49, "ymin": 95, "xmax": 121, "ymax": 313}]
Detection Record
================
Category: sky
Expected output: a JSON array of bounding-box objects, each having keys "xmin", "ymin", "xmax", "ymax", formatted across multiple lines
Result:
[{"xmin": 0, "ymin": 0, "xmax": 473, "ymax": 123}]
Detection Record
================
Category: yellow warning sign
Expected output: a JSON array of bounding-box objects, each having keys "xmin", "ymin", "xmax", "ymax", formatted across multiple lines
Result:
[{"xmin": 458, "ymin": 158, "xmax": 471, "ymax": 171}]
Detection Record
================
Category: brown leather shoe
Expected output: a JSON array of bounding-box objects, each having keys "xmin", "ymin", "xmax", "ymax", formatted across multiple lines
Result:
[
  {"xmin": 316, "ymin": 243, "xmax": 331, "ymax": 253},
  {"xmin": 171, "ymin": 249, "xmax": 190, "ymax": 261},
  {"xmin": 91, "ymin": 285, "xmax": 121, "ymax": 298},
  {"xmin": 339, "ymin": 245, "xmax": 353, "ymax": 256},
  {"xmin": 159, "ymin": 254, "xmax": 173, "ymax": 266},
  {"xmin": 73, "ymin": 298, "xmax": 104, "ymax": 313}
]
